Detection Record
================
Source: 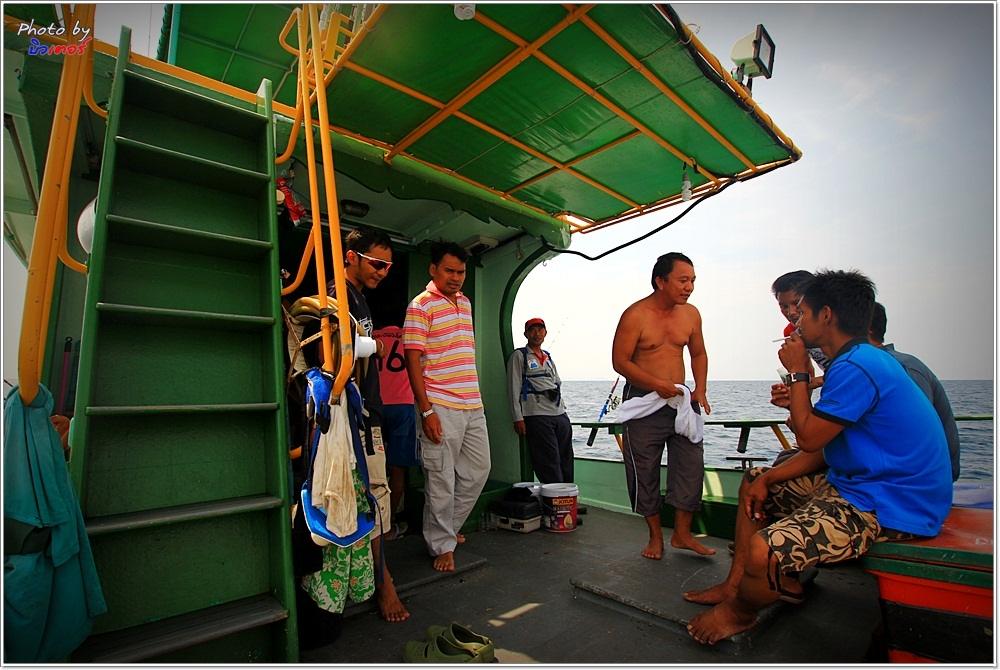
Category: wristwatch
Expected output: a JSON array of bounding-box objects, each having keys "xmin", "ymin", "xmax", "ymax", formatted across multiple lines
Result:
[
  {"xmin": 788, "ymin": 372, "xmax": 811, "ymax": 384},
  {"xmin": 421, "ymin": 407, "xmax": 435, "ymax": 418}
]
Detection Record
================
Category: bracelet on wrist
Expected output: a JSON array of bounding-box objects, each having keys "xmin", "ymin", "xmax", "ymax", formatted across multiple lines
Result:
[{"xmin": 421, "ymin": 407, "xmax": 435, "ymax": 418}]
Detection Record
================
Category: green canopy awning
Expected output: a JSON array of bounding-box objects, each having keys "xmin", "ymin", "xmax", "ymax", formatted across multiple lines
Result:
[{"xmin": 161, "ymin": 4, "xmax": 800, "ymax": 230}]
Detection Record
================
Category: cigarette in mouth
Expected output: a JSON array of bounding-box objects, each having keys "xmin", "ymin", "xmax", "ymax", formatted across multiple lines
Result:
[{"xmin": 771, "ymin": 337, "xmax": 791, "ymax": 343}]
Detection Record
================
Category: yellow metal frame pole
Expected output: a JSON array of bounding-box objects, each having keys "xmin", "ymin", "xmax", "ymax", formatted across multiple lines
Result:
[
  {"xmin": 770, "ymin": 424, "xmax": 793, "ymax": 451},
  {"xmin": 475, "ymin": 10, "xmax": 720, "ymax": 185},
  {"xmin": 18, "ymin": 13, "xmax": 88, "ymax": 403},
  {"xmin": 307, "ymin": 3, "xmax": 354, "ymax": 394},
  {"xmin": 577, "ymin": 11, "xmax": 756, "ymax": 172},
  {"xmin": 55, "ymin": 4, "xmax": 93, "ymax": 276},
  {"xmin": 385, "ymin": 4, "xmax": 592, "ymax": 162},
  {"xmin": 82, "ymin": 6, "xmax": 107, "ymax": 121},
  {"xmin": 294, "ymin": 7, "xmax": 336, "ymax": 371},
  {"xmin": 280, "ymin": 235, "xmax": 315, "ymax": 296}
]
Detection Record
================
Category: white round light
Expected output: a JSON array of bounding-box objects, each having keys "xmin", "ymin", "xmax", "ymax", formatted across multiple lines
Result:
[
  {"xmin": 454, "ymin": 4, "xmax": 475, "ymax": 20},
  {"xmin": 77, "ymin": 198, "xmax": 97, "ymax": 254}
]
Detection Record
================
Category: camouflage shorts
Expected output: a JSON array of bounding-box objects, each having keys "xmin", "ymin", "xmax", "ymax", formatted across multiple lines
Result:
[{"xmin": 745, "ymin": 467, "xmax": 913, "ymax": 592}]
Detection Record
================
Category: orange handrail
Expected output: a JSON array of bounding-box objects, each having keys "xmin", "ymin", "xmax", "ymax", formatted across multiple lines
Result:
[
  {"xmin": 278, "ymin": 8, "xmax": 299, "ymax": 56},
  {"xmin": 280, "ymin": 234, "xmax": 315, "ymax": 296},
  {"xmin": 18, "ymin": 9, "xmax": 89, "ymax": 403},
  {"xmin": 56, "ymin": 3, "xmax": 94, "ymax": 275},
  {"xmin": 293, "ymin": 7, "xmax": 336, "ymax": 373},
  {"xmin": 82, "ymin": 13, "xmax": 107, "ymax": 119},
  {"xmin": 274, "ymin": 56, "xmax": 303, "ymax": 164},
  {"xmin": 307, "ymin": 3, "xmax": 354, "ymax": 394}
]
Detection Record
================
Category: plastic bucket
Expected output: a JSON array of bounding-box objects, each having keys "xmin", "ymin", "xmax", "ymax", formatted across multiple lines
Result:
[
  {"xmin": 540, "ymin": 483, "xmax": 579, "ymax": 532},
  {"xmin": 513, "ymin": 482, "xmax": 541, "ymax": 497}
]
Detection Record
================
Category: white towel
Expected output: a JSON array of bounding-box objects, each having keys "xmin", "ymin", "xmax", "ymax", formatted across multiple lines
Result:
[
  {"xmin": 611, "ymin": 384, "xmax": 704, "ymax": 443},
  {"xmin": 310, "ymin": 390, "xmax": 358, "ymax": 540},
  {"xmin": 666, "ymin": 385, "xmax": 704, "ymax": 443}
]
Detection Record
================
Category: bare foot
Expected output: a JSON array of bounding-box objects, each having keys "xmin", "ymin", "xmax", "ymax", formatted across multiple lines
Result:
[
  {"xmin": 432, "ymin": 551, "xmax": 455, "ymax": 572},
  {"xmin": 686, "ymin": 600, "xmax": 757, "ymax": 645},
  {"xmin": 641, "ymin": 537, "xmax": 664, "ymax": 560},
  {"xmin": 683, "ymin": 581, "xmax": 737, "ymax": 605},
  {"xmin": 671, "ymin": 534, "xmax": 717, "ymax": 556},
  {"xmin": 456, "ymin": 533, "xmax": 466, "ymax": 545},
  {"xmin": 376, "ymin": 580, "xmax": 410, "ymax": 623}
]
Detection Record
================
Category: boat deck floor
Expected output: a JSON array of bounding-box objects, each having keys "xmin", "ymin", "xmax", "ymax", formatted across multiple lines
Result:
[{"xmin": 305, "ymin": 507, "xmax": 882, "ymax": 663}]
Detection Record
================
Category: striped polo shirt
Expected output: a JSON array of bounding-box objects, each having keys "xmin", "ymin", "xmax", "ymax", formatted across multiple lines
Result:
[{"xmin": 403, "ymin": 281, "xmax": 482, "ymax": 410}]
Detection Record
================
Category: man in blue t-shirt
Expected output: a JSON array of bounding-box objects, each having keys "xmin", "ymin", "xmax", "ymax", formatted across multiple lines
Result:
[{"xmin": 686, "ymin": 270, "xmax": 952, "ymax": 646}]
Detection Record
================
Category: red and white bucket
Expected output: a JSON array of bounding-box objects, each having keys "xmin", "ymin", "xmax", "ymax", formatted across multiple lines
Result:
[{"xmin": 541, "ymin": 483, "xmax": 579, "ymax": 532}]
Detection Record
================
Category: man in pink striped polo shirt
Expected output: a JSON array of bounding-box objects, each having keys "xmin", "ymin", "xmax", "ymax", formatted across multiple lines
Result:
[{"xmin": 403, "ymin": 242, "xmax": 490, "ymax": 572}]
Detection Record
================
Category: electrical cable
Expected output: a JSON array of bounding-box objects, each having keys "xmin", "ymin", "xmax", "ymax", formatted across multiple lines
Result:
[
  {"xmin": 538, "ymin": 157, "xmax": 791, "ymax": 261},
  {"xmin": 540, "ymin": 178, "xmax": 734, "ymax": 261}
]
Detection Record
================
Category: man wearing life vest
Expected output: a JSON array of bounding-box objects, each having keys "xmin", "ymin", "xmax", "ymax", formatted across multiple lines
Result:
[
  {"xmin": 506, "ymin": 318, "xmax": 574, "ymax": 483},
  {"xmin": 611, "ymin": 252, "xmax": 714, "ymax": 559}
]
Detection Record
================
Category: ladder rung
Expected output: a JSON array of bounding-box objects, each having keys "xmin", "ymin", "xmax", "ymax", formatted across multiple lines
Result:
[
  {"xmin": 86, "ymin": 403, "xmax": 279, "ymax": 416},
  {"xmin": 115, "ymin": 136, "xmax": 269, "ymax": 194},
  {"xmin": 73, "ymin": 594, "xmax": 287, "ymax": 662},
  {"xmin": 86, "ymin": 495, "xmax": 284, "ymax": 536},
  {"xmin": 124, "ymin": 69, "xmax": 266, "ymax": 126},
  {"xmin": 106, "ymin": 214, "xmax": 272, "ymax": 259},
  {"xmin": 97, "ymin": 302, "xmax": 274, "ymax": 330}
]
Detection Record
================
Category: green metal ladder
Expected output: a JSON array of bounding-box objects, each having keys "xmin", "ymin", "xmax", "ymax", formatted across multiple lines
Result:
[{"xmin": 69, "ymin": 29, "xmax": 297, "ymax": 663}]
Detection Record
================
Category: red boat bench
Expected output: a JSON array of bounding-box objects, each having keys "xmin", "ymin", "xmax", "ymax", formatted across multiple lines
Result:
[{"xmin": 861, "ymin": 507, "xmax": 994, "ymax": 663}]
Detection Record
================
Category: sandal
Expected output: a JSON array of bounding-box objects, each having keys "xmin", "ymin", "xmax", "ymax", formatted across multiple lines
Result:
[
  {"xmin": 425, "ymin": 622, "xmax": 495, "ymax": 662},
  {"xmin": 403, "ymin": 634, "xmax": 477, "ymax": 663},
  {"xmin": 384, "ymin": 521, "xmax": 408, "ymax": 541}
]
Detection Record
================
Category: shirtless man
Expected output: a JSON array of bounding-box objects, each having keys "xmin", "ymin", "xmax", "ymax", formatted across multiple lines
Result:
[{"xmin": 611, "ymin": 252, "xmax": 713, "ymax": 558}]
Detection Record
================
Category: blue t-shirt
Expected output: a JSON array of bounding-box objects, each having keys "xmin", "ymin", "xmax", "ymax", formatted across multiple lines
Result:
[{"xmin": 814, "ymin": 340, "xmax": 952, "ymax": 536}]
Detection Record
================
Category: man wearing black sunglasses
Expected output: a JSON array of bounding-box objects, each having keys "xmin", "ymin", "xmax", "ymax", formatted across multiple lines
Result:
[{"xmin": 319, "ymin": 228, "xmax": 409, "ymax": 624}]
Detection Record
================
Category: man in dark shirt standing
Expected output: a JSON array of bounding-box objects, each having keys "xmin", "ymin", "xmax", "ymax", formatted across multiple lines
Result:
[
  {"xmin": 869, "ymin": 302, "xmax": 960, "ymax": 480},
  {"xmin": 325, "ymin": 228, "xmax": 409, "ymax": 623}
]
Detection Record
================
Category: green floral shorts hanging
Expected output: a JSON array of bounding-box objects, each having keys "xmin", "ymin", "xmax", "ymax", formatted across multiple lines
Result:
[{"xmin": 301, "ymin": 469, "xmax": 375, "ymax": 613}]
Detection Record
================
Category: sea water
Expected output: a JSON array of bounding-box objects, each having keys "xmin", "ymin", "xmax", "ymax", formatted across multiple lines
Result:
[{"xmin": 564, "ymin": 379, "xmax": 994, "ymax": 485}]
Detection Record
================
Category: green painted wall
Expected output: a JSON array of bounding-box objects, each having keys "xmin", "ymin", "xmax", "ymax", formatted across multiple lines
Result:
[{"xmin": 473, "ymin": 237, "xmax": 550, "ymax": 484}]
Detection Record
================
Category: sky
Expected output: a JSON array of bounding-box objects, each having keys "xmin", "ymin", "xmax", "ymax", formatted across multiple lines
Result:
[
  {"xmin": 513, "ymin": 3, "xmax": 995, "ymax": 381},
  {"xmin": 2, "ymin": 4, "xmax": 995, "ymax": 386}
]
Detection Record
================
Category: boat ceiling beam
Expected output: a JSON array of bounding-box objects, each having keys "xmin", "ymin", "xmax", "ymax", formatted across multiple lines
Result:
[
  {"xmin": 220, "ymin": 5, "xmax": 256, "ymax": 81},
  {"xmin": 384, "ymin": 4, "xmax": 593, "ymax": 163},
  {"xmin": 505, "ymin": 129, "xmax": 641, "ymax": 196},
  {"xmin": 328, "ymin": 4, "xmax": 387, "ymax": 83},
  {"xmin": 575, "ymin": 9, "xmax": 757, "ymax": 172},
  {"xmin": 312, "ymin": 117, "xmax": 561, "ymax": 224},
  {"xmin": 473, "ymin": 10, "xmax": 720, "ymax": 185},
  {"xmin": 340, "ymin": 61, "xmax": 640, "ymax": 210},
  {"xmin": 181, "ymin": 32, "xmax": 292, "ymax": 74}
]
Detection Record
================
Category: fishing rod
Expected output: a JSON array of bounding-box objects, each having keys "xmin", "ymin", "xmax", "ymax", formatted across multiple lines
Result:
[{"xmin": 587, "ymin": 376, "xmax": 620, "ymax": 446}]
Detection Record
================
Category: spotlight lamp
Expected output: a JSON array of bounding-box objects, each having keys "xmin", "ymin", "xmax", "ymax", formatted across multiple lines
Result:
[{"xmin": 730, "ymin": 24, "xmax": 775, "ymax": 90}]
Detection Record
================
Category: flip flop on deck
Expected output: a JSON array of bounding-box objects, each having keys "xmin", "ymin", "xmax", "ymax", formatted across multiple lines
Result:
[{"xmin": 778, "ymin": 567, "xmax": 819, "ymax": 605}]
